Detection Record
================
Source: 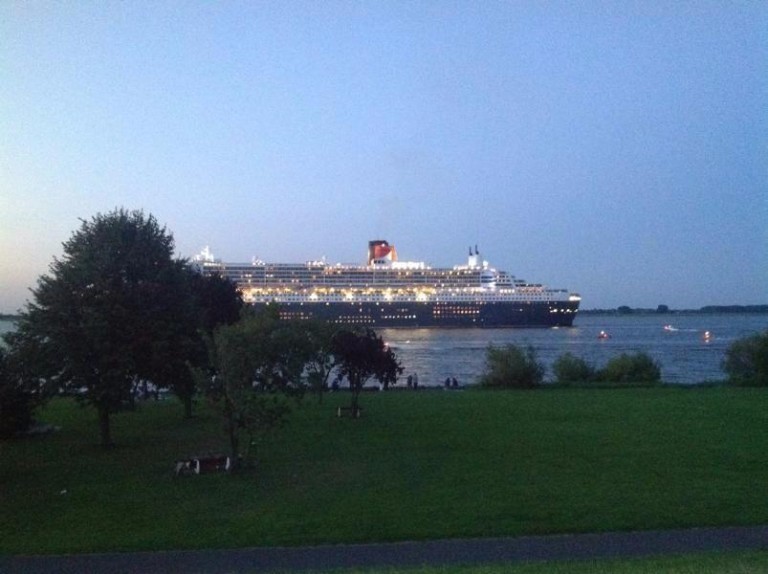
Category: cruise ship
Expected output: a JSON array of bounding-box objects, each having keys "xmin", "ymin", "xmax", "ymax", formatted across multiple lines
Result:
[{"xmin": 193, "ymin": 240, "xmax": 581, "ymax": 328}]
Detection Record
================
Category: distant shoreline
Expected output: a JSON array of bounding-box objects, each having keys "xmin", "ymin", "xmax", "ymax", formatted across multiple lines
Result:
[{"xmin": 581, "ymin": 305, "xmax": 768, "ymax": 315}]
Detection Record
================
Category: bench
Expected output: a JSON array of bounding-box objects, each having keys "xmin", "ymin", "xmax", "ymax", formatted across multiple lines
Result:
[{"xmin": 174, "ymin": 455, "xmax": 232, "ymax": 476}]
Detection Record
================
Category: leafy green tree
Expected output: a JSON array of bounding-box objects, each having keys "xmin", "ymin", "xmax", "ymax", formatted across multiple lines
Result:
[
  {"xmin": 553, "ymin": 352, "xmax": 596, "ymax": 384},
  {"xmin": 2, "ymin": 321, "xmax": 59, "ymax": 437},
  {"xmin": 723, "ymin": 330, "xmax": 768, "ymax": 386},
  {"xmin": 165, "ymin": 268, "xmax": 244, "ymax": 418},
  {"xmin": 203, "ymin": 310, "xmax": 308, "ymax": 469},
  {"xmin": 189, "ymin": 269, "xmax": 243, "ymax": 336},
  {"xmin": 10, "ymin": 209, "xmax": 191, "ymax": 447},
  {"xmin": 478, "ymin": 343, "xmax": 544, "ymax": 389},
  {"xmin": 302, "ymin": 320, "xmax": 338, "ymax": 404},
  {"xmin": 0, "ymin": 347, "xmax": 34, "ymax": 438},
  {"xmin": 598, "ymin": 352, "xmax": 661, "ymax": 384},
  {"xmin": 331, "ymin": 328, "xmax": 402, "ymax": 416}
]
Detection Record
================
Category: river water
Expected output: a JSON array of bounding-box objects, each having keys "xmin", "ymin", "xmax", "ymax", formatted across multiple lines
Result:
[
  {"xmin": 382, "ymin": 313, "xmax": 768, "ymax": 386},
  {"xmin": 2, "ymin": 314, "xmax": 766, "ymax": 385}
]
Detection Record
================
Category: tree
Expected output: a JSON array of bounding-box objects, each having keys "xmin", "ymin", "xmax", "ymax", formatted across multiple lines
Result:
[
  {"xmin": 723, "ymin": 330, "xmax": 768, "ymax": 386},
  {"xmin": 478, "ymin": 343, "xmax": 544, "ymax": 389},
  {"xmin": 188, "ymin": 269, "xmax": 243, "ymax": 336},
  {"xmin": 330, "ymin": 328, "xmax": 402, "ymax": 417},
  {"xmin": 2, "ymin": 319, "xmax": 59, "ymax": 437},
  {"xmin": 164, "ymin": 268, "xmax": 244, "ymax": 419},
  {"xmin": 302, "ymin": 320, "xmax": 338, "ymax": 404},
  {"xmin": 10, "ymin": 209, "xmax": 191, "ymax": 447},
  {"xmin": 0, "ymin": 347, "xmax": 35, "ymax": 438},
  {"xmin": 203, "ymin": 310, "xmax": 308, "ymax": 469}
]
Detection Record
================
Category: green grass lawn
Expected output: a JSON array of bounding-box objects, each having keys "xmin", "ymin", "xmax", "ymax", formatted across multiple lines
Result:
[{"xmin": 1, "ymin": 387, "xmax": 767, "ymax": 554}]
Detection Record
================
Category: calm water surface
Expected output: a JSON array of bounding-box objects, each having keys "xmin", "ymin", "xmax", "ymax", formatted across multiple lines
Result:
[
  {"xmin": 382, "ymin": 314, "xmax": 768, "ymax": 386},
  {"xmin": 1, "ymin": 314, "xmax": 766, "ymax": 385},
  {"xmin": 0, "ymin": 319, "xmax": 16, "ymax": 341}
]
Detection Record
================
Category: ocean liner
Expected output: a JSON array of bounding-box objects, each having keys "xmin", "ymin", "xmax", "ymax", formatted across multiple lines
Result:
[{"xmin": 193, "ymin": 240, "xmax": 581, "ymax": 327}]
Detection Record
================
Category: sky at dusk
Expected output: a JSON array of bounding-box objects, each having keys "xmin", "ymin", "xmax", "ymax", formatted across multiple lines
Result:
[{"xmin": 2, "ymin": 2, "xmax": 766, "ymax": 313}]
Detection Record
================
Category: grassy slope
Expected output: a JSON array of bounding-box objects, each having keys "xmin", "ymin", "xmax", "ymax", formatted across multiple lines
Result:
[{"xmin": 1, "ymin": 387, "xmax": 767, "ymax": 554}]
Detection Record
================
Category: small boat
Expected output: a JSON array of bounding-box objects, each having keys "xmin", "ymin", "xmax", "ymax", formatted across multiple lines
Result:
[
  {"xmin": 703, "ymin": 330, "xmax": 713, "ymax": 342},
  {"xmin": 663, "ymin": 324, "xmax": 678, "ymax": 332},
  {"xmin": 597, "ymin": 330, "xmax": 610, "ymax": 340}
]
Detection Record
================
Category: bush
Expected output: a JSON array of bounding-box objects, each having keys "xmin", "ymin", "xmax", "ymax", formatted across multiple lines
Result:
[
  {"xmin": 478, "ymin": 344, "xmax": 544, "ymax": 389},
  {"xmin": 723, "ymin": 330, "xmax": 768, "ymax": 386},
  {"xmin": 0, "ymin": 348, "xmax": 35, "ymax": 438},
  {"xmin": 598, "ymin": 352, "xmax": 661, "ymax": 384},
  {"xmin": 553, "ymin": 352, "xmax": 596, "ymax": 384}
]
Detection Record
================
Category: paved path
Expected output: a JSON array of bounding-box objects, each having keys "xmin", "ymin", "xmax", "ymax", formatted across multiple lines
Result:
[{"xmin": 3, "ymin": 525, "xmax": 768, "ymax": 574}]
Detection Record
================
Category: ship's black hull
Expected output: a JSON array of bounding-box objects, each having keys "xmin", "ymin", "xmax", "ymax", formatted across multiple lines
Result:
[{"xmin": 269, "ymin": 300, "xmax": 580, "ymax": 328}]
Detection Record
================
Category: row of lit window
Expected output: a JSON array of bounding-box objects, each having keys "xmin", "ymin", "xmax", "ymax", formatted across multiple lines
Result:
[{"xmin": 434, "ymin": 309, "xmax": 481, "ymax": 316}]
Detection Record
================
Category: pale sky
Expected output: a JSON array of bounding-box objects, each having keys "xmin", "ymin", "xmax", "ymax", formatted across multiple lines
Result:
[{"xmin": 2, "ymin": 1, "xmax": 766, "ymax": 313}]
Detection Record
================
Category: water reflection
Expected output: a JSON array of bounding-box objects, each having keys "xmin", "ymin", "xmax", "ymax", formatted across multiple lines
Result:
[{"xmin": 382, "ymin": 314, "xmax": 768, "ymax": 386}]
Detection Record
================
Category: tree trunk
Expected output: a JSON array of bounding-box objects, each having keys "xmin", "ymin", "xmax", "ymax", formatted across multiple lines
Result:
[
  {"xmin": 226, "ymin": 409, "xmax": 239, "ymax": 471},
  {"xmin": 98, "ymin": 404, "xmax": 114, "ymax": 448},
  {"xmin": 350, "ymin": 377, "xmax": 361, "ymax": 417}
]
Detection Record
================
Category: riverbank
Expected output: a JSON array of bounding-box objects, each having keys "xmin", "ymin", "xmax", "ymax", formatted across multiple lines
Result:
[{"xmin": 2, "ymin": 388, "xmax": 767, "ymax": 555}]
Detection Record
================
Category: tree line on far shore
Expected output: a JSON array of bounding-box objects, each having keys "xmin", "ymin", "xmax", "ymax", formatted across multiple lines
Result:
[{"xmin": 581, "ymin": 304, "xmax": 768, "ymax": 315}]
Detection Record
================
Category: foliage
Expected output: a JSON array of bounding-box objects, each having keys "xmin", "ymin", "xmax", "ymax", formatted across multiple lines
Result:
[
  {"xmin": 167, "ymin": 267, "xmax": 244, "ymax": 418},
  {"xmin": 203, "ymin": 310, "xmax": 310, "ymax": 468},
  {"xmin": 552, "ymin": 352, "xmax": 596, "ymax": 384},
  {"xmin": 188, "ymin": 268, "xmax": 243, "ymax": 336},
  {"xmin": 597, "ymin": 352, "xmax": 661, "ymax": 384},
  {"xmin": 723, "ymin": 330, "xmax": 768, "ymax": 386},
  {"xmin": 0, "ymin": 348, "xmax": 33, "ymax": 437},
  {"xmin": 7, "ymin": 209, "xmax": 192, "ymax": 446},
  {"xmin": 331, "ymin": 328, "xmax": 402, "ymax": 416},
  {"xmin": 478, "ymin": 343, "xmax": 544, "ymax": 389},
  {"xmin": 301, "ymin": 319, "xmax": 339, "ymax": 404}
]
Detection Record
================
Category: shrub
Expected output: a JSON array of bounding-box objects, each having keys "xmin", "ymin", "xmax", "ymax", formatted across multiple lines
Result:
[
  {"xmin": 553, "ymin": 352, "xmax": 596, "ymax": 384},
  {"xmin": 478, "ymin": 344, "xmax": 544, "ymax": 389},
  {"xmin": 723, "ymin": 330, "xmax": 768, "ymax": 386},
  {"xmin": 598, "ymin": 352, "xmax": 661, "ymax": 384},
  {"xmin": 0, "ymin": 348, "xmax": 35, "ymax": 438}
]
